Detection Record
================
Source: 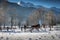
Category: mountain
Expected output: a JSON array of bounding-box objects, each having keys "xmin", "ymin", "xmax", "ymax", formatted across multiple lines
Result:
[
  {"xmin": 0, "ymin": 0, "xmax": 36, "ymax": 26},
  {"xmin": 0, "ymin": 0, "xmax": 60, "ymax": 25},
  {"xmin": 0, "ymin": 0, "xmax": 36, "ymax": 18},
  {"xmin": 49, "ymin": 7, "xmax": 60, "ymax": 15},
  {"xmin": 17, "ymin": 1, "xmax": 34, "ymax": 7},
  {"xmin": 17, "ymin": 1, "xmax": 44, "ymax": 8}
]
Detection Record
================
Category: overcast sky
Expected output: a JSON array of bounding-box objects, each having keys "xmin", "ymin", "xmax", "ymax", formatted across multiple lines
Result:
[{"xmin": 8, "ymin": 0, "xmax": 60, "ymax": 8}]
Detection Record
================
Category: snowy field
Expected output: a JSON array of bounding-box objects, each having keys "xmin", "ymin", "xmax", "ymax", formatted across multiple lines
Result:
[
  {"xmin": 0, "ymin": 25, "xmax": 60, "ymax": 40},
  {"xmin": 0, "ymin": 31, "xmax": 60, "ymax": 40}
]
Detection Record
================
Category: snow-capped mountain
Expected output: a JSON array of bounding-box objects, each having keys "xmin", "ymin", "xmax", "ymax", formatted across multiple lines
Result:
[
  {"xmin": 0, "ymin": 0, "xmax": 60, "ymax": 25},
  {"xmin": 17, "ymin": 1, "xmax": 43, "ymax": 8},
  {"xmin": 17, "ymin": 1, "xmax": 34, "ymax": 7}
]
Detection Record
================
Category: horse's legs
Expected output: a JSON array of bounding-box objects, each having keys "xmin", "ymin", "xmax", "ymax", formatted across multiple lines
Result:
[
  {"xmin": 21, "ymin": 27, "xmax": 22, "ymax": 31},
  {"xmin": 24, "ymin": 28, "xmax": 26, "ymax": 32},
  {"xmin": 36, "ymin": 28, "xmax": 39, "ymax": 32},
  {"xmin": 30, "ymin": 28, "xmax": 33, "ymax": 33},
  {"xmin": 49, "ymin": 25, "xmax": 51, "ymax": 31}
]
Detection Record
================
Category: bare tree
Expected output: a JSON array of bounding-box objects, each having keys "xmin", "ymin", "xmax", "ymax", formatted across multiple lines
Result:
[
  {"xmin": 43, "ymin": 10, "xmax": 56, "ymax": 31},
  {"xmin": 0, "ymin": 0, "xmax": 9, "ymax": 30},
  {"xmin": 18, "ymin": 15, "xmax": 24, "ymax": 29},
  {"xmin": 0, "ymin": 7, "xmax": 8, "ymax": 27},
  {"xmin": 56, "ymin": 14, "xmax": 60, "ymax": 24},
  {"xmin": 27, "ymin": 8, "xmax": 45, "ymax": 26}
]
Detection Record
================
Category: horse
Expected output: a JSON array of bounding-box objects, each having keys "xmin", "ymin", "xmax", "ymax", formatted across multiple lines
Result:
[
  {"xmin": 30, "ymin": 24, "xmax": 40, "ymax": 32},
  {"xmin": 24, "ymin": 25, "xmax": 27, "ymax": 32},
  {"xmin": 23, "ymin": 25, "xmax": 30, "ymax": 32}
]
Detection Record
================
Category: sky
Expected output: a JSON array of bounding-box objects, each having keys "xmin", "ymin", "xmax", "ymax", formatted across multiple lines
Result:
[{"xmin": 8, "ymin": 0, "xmax": 60, "ymax": 8}]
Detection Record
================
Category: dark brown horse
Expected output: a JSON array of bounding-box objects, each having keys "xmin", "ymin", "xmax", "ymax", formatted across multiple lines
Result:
[
  {"xmin": 24, "ymin": 25, "xmax": 27, "ymax": 32},
  {"xmin": 30, "ymin": 24, "xmax": 40, "ymax": 32},
  {"xmin": 23, "ymin": 25, "xmax": 30, "ymax": 32},
  {"xmin": 23, "ymin": 24, "xmax": 40, "ymax": 32}
]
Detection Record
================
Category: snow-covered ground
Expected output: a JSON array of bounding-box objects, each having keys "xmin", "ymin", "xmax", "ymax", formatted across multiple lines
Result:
[
  {"xmin": 0, "ymin": 31, "xmax": 60, "ymax": 40},
  {"xmin": 1, "ymin": 28, "xmax": 54, "ymax": 33},
  {"xmin": 0, "ymin": 25, "xmax": 60, "ymax": 40}
]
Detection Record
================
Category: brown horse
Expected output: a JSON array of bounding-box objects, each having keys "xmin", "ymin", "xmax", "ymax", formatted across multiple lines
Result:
[
  {"xmin": 30, "ymin": 24, "xmax": 40, "ymax": 32},
  {"xmin": 24, "ymin": 25, "xmax": 27, "ymax": 32},
  {"xmin": 23, "ymin": 25, "xmax": 30, "ymax": 32}
]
